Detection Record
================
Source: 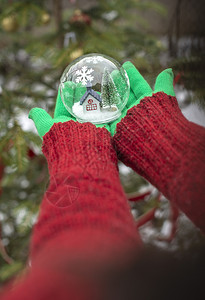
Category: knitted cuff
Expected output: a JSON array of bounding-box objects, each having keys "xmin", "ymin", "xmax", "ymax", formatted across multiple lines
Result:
[
  {"xmin": 113, "ymin": 92, "xmax": 205, "ymax": 232},
  {"xmin": 42, "ymin": 120, "xmax": 118, "ymax": 176}
]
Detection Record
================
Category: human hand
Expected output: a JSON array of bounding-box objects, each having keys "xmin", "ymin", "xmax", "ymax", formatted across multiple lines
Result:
[
  {"xmin": 28, "ymin": 87, "xmax": 74, "ymax": 140},
  {"xmin": 109, "ymin": 61, "xmax": 175, "ymax": 136},
  {"xmin": 29, "ymin": 62, "xmax": 175, "ymax": 139},
  {"xmin": 29, "ymin": 82, "xmax": 111, "ymax": 139}
]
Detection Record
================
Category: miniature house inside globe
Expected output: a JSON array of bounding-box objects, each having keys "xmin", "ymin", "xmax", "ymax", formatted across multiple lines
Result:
[{"xmin": 60, "ymin": 53, "xmax": 130, "ymax": 124}]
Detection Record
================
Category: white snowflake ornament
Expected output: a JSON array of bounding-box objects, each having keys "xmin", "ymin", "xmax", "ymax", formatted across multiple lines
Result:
[
  {"xmin": 60, "ymin": 53, "xmax": 130, "ymax": 124},
  {"xmin": 75, "ymin": 66, "xmax": 94, "ymax": 85}
]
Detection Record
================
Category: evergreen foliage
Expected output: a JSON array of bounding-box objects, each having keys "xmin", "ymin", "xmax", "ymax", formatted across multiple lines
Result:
[
  {"xmin": 0, "ymin": 0, "xmax": 165, "ymax": 285},
  {"xmin": 0, "ymin": 0, "xmax": 204, "ymax": 288},
  {"xmin": 101, "ymin": 68, "xmax": 119, "ymax": 108}
]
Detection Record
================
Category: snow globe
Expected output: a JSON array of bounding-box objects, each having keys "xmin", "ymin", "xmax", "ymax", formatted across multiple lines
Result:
[{"xmin": 60, "ymin": 53, "xmax": 130, "ymax": 124}]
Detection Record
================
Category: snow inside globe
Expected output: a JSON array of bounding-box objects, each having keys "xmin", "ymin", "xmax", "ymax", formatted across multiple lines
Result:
[{"xmin": 59, "ymin": 53, "xmax": 130, "ymax": 124}]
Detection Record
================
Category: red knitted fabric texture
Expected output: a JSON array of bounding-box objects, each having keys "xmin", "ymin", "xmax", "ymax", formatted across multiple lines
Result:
[
  {"xmin": 113, "ymin": 92, "xmax": 205, "ymax": 233},
  {"xmin": 2, "ymin": 94, "xmax": 205, "ymax": 299},
  {"xmin": 2, "ymin": 121, "xmax": 141, "ymax": 300},
  {"xmin": 30, "ymin": 121, "xmax": 141, "ymax": 262}
]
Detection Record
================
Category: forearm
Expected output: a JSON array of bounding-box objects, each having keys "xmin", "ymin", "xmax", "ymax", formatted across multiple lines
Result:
[
  {"xmin": 1, "ymin": 121, "xmax": 142, "ymax": 300},
  {"xmin": 31, "ymin": 121, "xmax": 141, "ymax": 263},
  {"xmin": 113, "ymin": 92, "xmax": 205, "ymax": 233}
]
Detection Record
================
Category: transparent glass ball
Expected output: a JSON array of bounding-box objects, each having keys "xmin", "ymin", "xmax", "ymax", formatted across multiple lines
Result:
[{"xmin": 60, "ymin": 53, "xmax": 130, "ymax": 124}]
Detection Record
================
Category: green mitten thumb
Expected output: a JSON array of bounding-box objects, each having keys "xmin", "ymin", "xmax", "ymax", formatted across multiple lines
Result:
[
  {"xmin": 154, "ymin": 68, "xmax": 175, "ymax": 96},
  {"xmin": 28, "ymin": 108, "xmax": 54, "ymax": 140}
]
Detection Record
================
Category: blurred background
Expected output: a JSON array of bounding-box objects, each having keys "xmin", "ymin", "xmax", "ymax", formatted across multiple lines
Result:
[{"xmin": 0, "ymin": 0, "xmax": 205, "ymax": 288}]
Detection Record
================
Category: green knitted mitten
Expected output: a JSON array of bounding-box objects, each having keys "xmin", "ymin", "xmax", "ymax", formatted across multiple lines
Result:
[
  {"xmin": 29, "ymin": 61, "xmax": 175, "ymax": 139},
  {"xmin": 109, "ymin": 61, "xmax": 175, "ymax": 135}
]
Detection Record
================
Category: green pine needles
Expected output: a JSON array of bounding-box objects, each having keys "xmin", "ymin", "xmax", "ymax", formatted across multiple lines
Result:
[{"xmin": 101, "ymin": 68, "xmax": 120, "ymax": 108}]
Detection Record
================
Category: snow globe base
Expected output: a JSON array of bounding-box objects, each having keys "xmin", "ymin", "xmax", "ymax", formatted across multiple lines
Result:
[
  {"xmin": 60, "ymin": 53, "xmax": 130, "ymax": 124},
  {"xmin": 75, "ymin": 107, "xmax": 121, "ymax": 124}
]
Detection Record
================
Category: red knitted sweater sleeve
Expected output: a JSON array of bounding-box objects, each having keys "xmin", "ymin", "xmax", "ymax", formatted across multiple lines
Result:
[
  {"xmin": 30, "ymin": 121, "xmax": 141, "ymax": 262},
  {"xmin": 113, "ymin": 92, "xmax": 205, "ymax": 233},
  {"xmin": 1, "ymin": 121, "xmax": 141, "ymax": 300}
]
